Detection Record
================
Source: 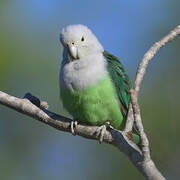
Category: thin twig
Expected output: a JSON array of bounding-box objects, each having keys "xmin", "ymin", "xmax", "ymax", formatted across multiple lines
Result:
[
  {"xmin": 134, "ymin": 25, "xmax": 180, "ymax": 95},
  {"xmin": 125, "ymin": 25, "xmax": 180, "ymax": 133},
  {"xmin": 130, "ymin": 89, "xmax": 150, "ymax": 161},
  {"xmin": 124, "ymin": 103, "xmax": 134, "ymax": 132}
]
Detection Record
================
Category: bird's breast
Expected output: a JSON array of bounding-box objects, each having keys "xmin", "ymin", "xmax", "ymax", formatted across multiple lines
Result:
[{"xmin": 60, "ymin": 54, "xmax": 107, "ymax": 91}]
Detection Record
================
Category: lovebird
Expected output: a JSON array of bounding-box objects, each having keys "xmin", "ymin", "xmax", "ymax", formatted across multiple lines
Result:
[{"xmin": 59, "ymin": 24, "xmax": 139, "ymax": 144}]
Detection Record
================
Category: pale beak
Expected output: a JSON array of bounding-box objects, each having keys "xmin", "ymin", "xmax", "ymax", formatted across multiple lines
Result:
[{"xmin": 68, "ymin": 45, "xmax": 78, "ymax": 60}]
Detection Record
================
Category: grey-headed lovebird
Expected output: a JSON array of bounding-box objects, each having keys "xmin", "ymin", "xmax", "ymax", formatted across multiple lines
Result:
[{"xmin": 59, "ymin": 24, "xmax": 139, "ymax": 144}]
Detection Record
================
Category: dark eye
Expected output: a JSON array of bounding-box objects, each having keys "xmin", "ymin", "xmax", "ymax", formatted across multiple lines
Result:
[{"xmin": 81, "ymin": 36, "xmax": 84, "ymax": 41}]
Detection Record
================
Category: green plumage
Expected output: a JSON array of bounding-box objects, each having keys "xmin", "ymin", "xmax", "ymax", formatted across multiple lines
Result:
[
  {"xmin": 61, "ymin": 74, "xmax": 125, "ymax": 129},
  {"xmin": 104, "ymin": 51, "xmax": 132, "ymax": 118}
]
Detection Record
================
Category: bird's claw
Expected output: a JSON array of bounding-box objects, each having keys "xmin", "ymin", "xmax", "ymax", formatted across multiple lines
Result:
[
  {"xmin": 95, "ymin": 122, "xmax": 112, "ymax": 143},
  {"xmin": 71, "ymin": 120, "xmax": 78, "ymax": 135}
]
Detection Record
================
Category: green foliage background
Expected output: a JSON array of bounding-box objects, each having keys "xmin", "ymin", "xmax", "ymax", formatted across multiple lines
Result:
[{"xmin": 0, "ymin": 0, "xmax": 180, "ymax": 179}]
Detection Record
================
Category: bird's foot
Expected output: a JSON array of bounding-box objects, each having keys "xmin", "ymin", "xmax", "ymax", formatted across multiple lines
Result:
[
  {"xmin": 95, "ymin": 122, "xmax": 113, "ymax": 143},
  {"xmin": 70, "ymin": 120, "xmax": 78, "ymax": 136}
]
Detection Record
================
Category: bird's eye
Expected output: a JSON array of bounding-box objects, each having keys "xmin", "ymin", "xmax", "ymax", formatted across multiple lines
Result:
[{"xmin": 81, "ymin": 36, "xmax": 84, "ymax": 41}]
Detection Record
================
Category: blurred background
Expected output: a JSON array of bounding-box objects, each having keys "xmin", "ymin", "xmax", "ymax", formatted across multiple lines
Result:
[{"xmin": 0, "ymin": 0, "xmax": 180, "ymax": 179}]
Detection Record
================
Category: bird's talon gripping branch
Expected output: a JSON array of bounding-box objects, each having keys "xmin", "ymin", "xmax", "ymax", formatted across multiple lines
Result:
[
  {"xmin": 95, "ymin": 122, "xmax": 112, "ymax": 143},
  {"xmin": 70, "ymin": 120, "xmax": 78, "ymax": 135}
]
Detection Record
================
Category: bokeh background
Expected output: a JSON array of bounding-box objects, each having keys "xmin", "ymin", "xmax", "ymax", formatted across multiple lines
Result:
[{"xmin": 0, "ymin": 0, "xmax": 180, "ymax": 179}]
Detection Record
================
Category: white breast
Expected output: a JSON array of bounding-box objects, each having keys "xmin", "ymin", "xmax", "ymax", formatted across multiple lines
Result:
[{"xmin": 60, "ymin": 53, "xmax": 107, "ymax": 91}]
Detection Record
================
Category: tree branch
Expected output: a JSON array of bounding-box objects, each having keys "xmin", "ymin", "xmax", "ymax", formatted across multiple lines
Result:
[
  {"xmin": 1, "ymin": 25, "xmax": 180, "ymax": 179},
  {"xmin": 126, "ymin": 25, "xmax": 180, "ymax": 179},
  {"xmin": 125, "ymin": 25, "xmax": 180, "ymax": 133},
  {"xmin": 124, "ymin": 103, "xmax": 134, "ymax": 132},
  {"xmin": 130, "ymin": 89, "xmax": 150, "ymax": 161},
  {"xmin": 134, "ymin": 25, "xmax": 180, "ymax": 95},
  {"xmin": 0, "ymin": 91, "xmax": 144, "ymax": 172}
]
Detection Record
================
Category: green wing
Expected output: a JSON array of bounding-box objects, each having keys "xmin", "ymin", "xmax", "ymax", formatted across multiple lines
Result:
[{"xmin": 103, "ymin": 50, "xmax": 132, "ymax": 118}]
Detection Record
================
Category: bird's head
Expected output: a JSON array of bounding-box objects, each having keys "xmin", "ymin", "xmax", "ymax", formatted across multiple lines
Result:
[{"xmin": 60, "ymin": 24, "xmax": 103, "ymax": 61}]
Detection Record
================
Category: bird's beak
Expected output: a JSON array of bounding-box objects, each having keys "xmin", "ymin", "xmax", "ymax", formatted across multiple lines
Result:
[{"xmin": 68, "ymin": 45, "xmax": 79, "ymax": 60}]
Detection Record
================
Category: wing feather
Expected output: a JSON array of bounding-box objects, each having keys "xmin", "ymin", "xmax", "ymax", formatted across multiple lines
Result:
[{"xmin": 103, "ymin": 50, "xmax": 132, "ymax": 117}]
